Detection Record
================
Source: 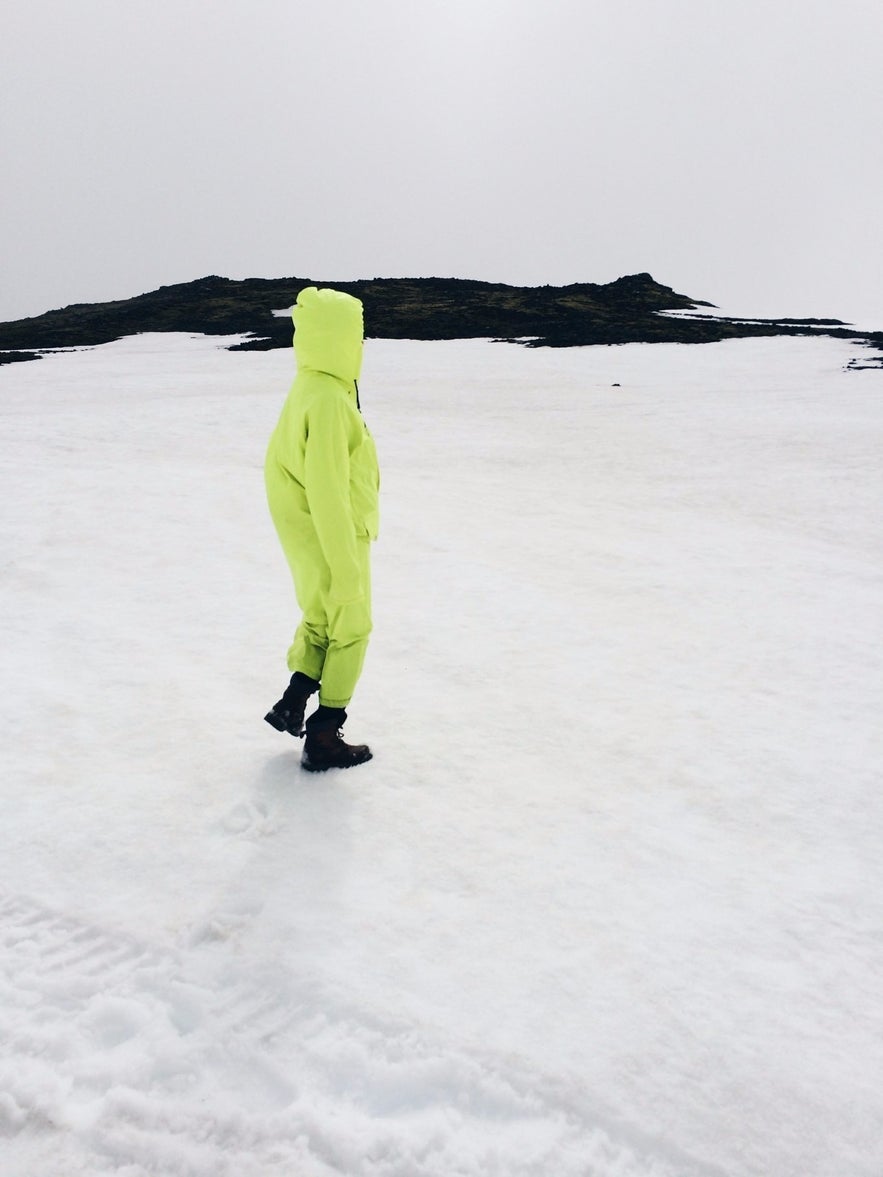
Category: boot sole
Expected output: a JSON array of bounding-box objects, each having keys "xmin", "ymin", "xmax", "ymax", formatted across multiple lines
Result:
[{"xmin": 301, "ymin": 749, "xmax": 373, "ymax": 773}]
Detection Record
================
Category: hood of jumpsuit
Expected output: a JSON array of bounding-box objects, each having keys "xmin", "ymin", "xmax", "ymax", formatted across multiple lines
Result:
[{"xmin": 292, "ymin": 286, "xmax": 364, "ymax": 394}]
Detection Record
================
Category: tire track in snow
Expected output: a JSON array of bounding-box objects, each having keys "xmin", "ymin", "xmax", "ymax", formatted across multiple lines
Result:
[{"xmin": 0, "ymin": 889, "xmax": 723, "ymax": 1177}]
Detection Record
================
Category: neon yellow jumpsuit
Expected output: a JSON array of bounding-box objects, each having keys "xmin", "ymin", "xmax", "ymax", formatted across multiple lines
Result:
[{"xmin": 265, "ymin": 287, "xmax": 380, "ymax": 709}]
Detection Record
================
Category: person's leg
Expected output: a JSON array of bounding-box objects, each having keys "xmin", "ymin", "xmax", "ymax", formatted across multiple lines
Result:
[
  {"xmin": 286, "ymin": 618, "xmax": 327, "ymax": 683},
  {"xmin": 282, "ymin": 529, "xmax": 331, "ymax": 682},
  {"xmin": 301, "ymin": 540, "xmax": 373, "ymax": 770},
  {"xmin": 266, "ymin": 521, "xmax": 328, "ymax": 734},
  {"xmin": 316, "ymin": 539, "xmax": 372, "ymax": 709}
]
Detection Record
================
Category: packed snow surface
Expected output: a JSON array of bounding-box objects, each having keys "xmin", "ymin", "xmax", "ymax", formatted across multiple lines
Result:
[{"xmin": 1, "ymin": 332, "xmax": 882, "ymax": 1177}]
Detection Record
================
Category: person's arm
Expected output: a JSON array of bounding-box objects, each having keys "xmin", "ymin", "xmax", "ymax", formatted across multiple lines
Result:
[{"xmin": 303, "ymin": 392, "xmax": 362, "ymax": 603}]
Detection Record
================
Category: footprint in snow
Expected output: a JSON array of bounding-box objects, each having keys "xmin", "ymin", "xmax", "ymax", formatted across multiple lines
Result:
[{"xmin": 218, "ymin": 799, "xmax": 278, "ymax": 839}]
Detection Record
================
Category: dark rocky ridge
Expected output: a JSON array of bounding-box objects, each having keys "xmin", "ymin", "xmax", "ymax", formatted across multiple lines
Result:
[{"xmin": 1, "ymin": 273, "xmax": 881, "ymax": 365}]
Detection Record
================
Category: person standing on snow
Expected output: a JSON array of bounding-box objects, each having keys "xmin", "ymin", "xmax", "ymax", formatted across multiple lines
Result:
[{"xmin": 264, "ymin": 286, "xmax": 380, "ymax": 772}]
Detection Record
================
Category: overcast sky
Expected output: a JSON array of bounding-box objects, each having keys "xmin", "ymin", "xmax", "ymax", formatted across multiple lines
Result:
[{"xmin": 2, "ymin": 0, "xmax": 882, "ymax": 327}]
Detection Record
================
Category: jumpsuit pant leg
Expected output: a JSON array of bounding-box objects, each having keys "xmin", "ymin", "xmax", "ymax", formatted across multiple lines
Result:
[{"xmin": 284, "ymin": 532, "xmax": 372, "ymax": 710}]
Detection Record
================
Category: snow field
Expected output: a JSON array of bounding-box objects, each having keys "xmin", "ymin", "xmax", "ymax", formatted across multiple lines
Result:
[{"xmin": 1, "ymin": 331, "xmax": 881, "ymax": 1176}]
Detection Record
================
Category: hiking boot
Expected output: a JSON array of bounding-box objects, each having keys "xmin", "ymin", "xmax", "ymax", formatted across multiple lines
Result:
[
  {"xmin": 264, "ymin": 672, "xmax": 319, "ymax": 738},
  {"xmin": 302, "ymin": 707, "xmax": 372, "ymax": 772}
]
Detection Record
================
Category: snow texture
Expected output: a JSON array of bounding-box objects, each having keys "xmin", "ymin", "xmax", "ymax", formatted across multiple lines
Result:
[{"xmin": 1, "ymin": 332, "xmax": 882, "ymax": 1176}]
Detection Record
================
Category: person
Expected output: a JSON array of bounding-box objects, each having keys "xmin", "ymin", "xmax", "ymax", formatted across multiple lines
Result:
[{"xmin": 263, "ymin": 286, "xmax": 380, "ymax": 772}]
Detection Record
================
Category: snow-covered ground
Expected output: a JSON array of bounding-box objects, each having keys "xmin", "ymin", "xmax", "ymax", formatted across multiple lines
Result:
[{"xmin": 1, "ymin": 330, "xmax": 881, "ymax": 1177}]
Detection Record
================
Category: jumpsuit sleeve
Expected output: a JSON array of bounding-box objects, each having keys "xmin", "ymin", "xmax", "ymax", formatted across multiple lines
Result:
[{"xmin": 303, "ymin": 391, "xmax": 363, "ymax": 604}]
